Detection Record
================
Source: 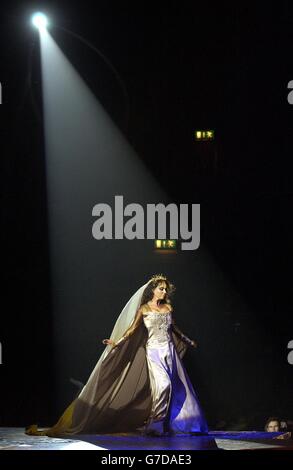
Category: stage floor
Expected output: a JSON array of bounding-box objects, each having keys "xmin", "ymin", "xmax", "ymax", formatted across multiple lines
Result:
[{"xmin": 0, "ymin": 428, "xmax": 292, "ymax": 450}]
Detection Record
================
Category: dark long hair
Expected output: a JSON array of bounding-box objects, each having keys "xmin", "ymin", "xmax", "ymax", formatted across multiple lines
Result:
[
  {"xmin": 140, "ymin": 274, "xmax": 175, "ymax": 308},
  {"xmin": 264, "ymin": 417, "xmax": 281, "ymax": 431}
]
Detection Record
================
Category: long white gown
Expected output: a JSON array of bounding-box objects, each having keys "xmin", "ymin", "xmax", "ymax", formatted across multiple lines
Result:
[
  {"xmin": 25, "ymin": 309, "xmax": 208, "ymax": 437},
  {"xmin": 143, "ymin": 311, "xmax": 208, "ymax": 435}
]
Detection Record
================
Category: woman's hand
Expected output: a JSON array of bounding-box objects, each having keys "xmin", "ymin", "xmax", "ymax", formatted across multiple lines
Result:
[{"xmin": 102, "ymin": 338, "xmax": 116, "ymax": 347}]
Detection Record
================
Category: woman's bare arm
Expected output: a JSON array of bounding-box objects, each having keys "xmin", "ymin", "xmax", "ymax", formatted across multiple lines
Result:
[
  {"xmin": 102, "ymin": 306, "xmax": 145, "ymax": 348},
  {"xmin": 171, "ymin": 314, "xmax": 197, "ymax": 348}
]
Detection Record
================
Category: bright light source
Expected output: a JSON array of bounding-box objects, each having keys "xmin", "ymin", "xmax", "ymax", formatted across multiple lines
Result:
[{"xmin": 32, "ymin": 12, "xmax": 48, "ymax": 30}]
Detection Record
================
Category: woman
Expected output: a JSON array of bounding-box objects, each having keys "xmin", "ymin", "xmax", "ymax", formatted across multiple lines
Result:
[{"xmin": 26, "ymin": 274, "xmax": 208, "ymax": 437}]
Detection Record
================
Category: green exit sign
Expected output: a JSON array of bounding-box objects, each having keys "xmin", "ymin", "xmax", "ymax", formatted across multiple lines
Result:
[
  {"xmin": 194, "ymin": 130, "xmax": 215, "ymax": 141},
  {"xmin": 155, "ymin": 240, "xmax": 177, "ymax": 250}
]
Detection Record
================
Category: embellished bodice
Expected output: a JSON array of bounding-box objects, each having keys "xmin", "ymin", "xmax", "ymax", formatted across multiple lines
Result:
[{"xmin": 143, "ymin": 311, "xmax": 172, "ymax": 346}]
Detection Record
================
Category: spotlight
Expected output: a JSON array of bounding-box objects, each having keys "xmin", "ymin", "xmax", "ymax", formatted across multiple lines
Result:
[{"xmin": 32, "ymin": 12, "xmax": 48, "ymax": 30}]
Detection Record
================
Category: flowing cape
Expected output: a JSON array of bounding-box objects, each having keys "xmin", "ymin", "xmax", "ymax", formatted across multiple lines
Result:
[{"xmin": 26, "ymin": 323, "xmax": 187, "ymax": 436}]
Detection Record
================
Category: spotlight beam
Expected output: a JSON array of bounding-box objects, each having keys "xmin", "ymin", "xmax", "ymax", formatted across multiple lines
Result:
[{"xmin": 32, "ymin": 12, "xmax": 48, "ymax": 31}]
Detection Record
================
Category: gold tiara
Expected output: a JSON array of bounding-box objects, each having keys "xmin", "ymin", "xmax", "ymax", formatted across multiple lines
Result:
[{"xmin": 149, "ymin": 274, "xmax": 167, "ymax": 282}]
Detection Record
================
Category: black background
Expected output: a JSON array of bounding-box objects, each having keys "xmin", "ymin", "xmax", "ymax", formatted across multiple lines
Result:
[{"xmin": 1, "ymin": 1, "xmax": 293, "ymax": 430}]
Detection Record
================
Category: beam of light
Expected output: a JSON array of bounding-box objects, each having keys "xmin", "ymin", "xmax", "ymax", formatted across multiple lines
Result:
[
  {"xmin": 37, "ymin": 28, "xmax": 249, "ymax": 424},
  {"xmin": 32, "ymin": 12, "xmax": 48, "ymax": 31},
  {"xmin": 37, "ymin": 28, "xmax": 171, "ymax": 408}
]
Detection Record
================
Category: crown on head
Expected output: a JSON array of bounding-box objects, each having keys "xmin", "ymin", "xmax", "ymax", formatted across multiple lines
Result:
[{"xmin": 149, "ymin": 274, "xmax": 167, "ymax": 283}]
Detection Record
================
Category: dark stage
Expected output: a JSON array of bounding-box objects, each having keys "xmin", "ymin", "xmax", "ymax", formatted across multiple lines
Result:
[
  {"xmin": 1, "ymin": 428, "xmax": 292, "ymax": 451},
  {"xmin": 1, "ymin": 1, "xmax": 293, "ymax": 462}
]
